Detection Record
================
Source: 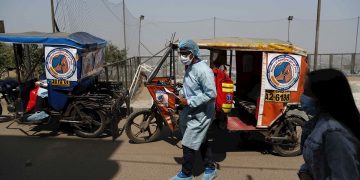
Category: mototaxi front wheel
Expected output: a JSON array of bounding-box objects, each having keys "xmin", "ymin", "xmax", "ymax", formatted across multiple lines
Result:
[{"xmin": 125, "ymin": 110, "xmax": 162, "ymax": 143}]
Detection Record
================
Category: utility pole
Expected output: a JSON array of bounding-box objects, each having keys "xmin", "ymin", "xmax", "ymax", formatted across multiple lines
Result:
[
  {"xmin": 287, "ymin": 16, "xmax": 293, "ymax": 42},
  {"xmin": 122, "ymin": 0, "xmax": 128, "ymax": 88},
  {"xmin": 122, "ymin": 0, "xmax": 127, "ymax": 52},
  {"xmin": 351, "ymin": 16, "xmax": 360, "ymax": 74},
  {"xmin": 50, "ymin": 0, "xmax": 56, "ymax": 33},
  {"xmin": 355, "ymin": 16, "xmax": 359, "ymax": 54},
  {"xmin": 213, "ymin": 17, "xmax": 216, "ymax": 38},
  {"xmin": 138, "ymin": 15, "xmax": 144, "ymax": 58},
  {"xmin": 313, "ymin": 0, "xmax": 321, "ymax": 70}
]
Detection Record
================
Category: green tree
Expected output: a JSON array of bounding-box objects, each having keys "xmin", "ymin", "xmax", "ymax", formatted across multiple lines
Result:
[
  {"xmin": 0, "ymin": 42, "xmax": 15, "ymax": 71},
  {"xmin": 18, "ymin": 44, "xmax": 43, "ymax": 80},
  {"xmin": 105, "ymin": 43, "xmax": 127, "ymax": 64},
  {"xmin": 25, "ymin": 44, "xmax": 43, "ymax": 76},
  {"xmin": 0, "ymin": 43, "xmax": 43, "ymax": 80}
]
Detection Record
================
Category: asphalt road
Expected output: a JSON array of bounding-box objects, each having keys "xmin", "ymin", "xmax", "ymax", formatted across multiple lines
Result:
[
  {"xmin": 0, "ymin": 121, "xmax": 302, "ymax": 180},
  {"xmin": 1, "ymin": 78, "xmax": 359, "ymax": 180}
]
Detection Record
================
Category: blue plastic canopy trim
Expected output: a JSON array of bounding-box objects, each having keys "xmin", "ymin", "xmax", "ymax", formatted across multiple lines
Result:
[{"xmin": 0, "ymin": 32, "xmax": 107, "ymax": 49}]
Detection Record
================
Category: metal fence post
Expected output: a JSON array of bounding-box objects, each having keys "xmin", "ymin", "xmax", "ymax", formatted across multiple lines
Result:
[
  {"xmin": 162, "ymin": 62, "xmax": 166, "ymax": 76},
  {"xmin": 313, "ymin": 54, "xmax": 318, "ymax": 71},
  {"xmin": 340, "ymin": 54, "xmax": 343, "ymax": 70},
  {"xmin": 329, "ymin": 54, "xmax": 333, "ymax": 69},
  {"xmin": 129, "ymin": 57, "xmax": 134, "ymax": 82},
  {"xmin": 124, "ymin": 59, "xmax": 128, "ymax": 89},
  {"xmin": 351, "ymin": 53, "xmax": 356, "ymax": 74},
  {"xmin": 307, "ymin": 54, "xmax": 312, "ymax": 71},
  {"xmin": 104, "ymin": 66, "xmax": 109, "ymax": 82},
  {"xmin": 120, "ymin": 64, "xmax": 124, "ymax": 84},
  {"xmin": 116, "ymin": 63, "xmax": 120, "ymax": 83}
]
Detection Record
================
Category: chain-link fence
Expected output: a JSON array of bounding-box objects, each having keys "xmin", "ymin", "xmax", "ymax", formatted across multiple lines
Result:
[
  {"xmin": 99, "ymin": 52, "xmax": 360, "ymax": 99},
  {"xmin": 137, "ymin": 52, "xmax": 360, "ymax": 84},
  {"xmin": 137, "ymin": 55, "xmax": 213, "ymax": 81},
  {"xmin": 100, "ymin": 57, "xmax": 140, "ymax": 88},
  {"xmin": 53, "ymin": 1, "xmax": 360, "ymax": 58},
  {"xmin": 141, "ymin": 17, "xmax": 360, "ymax": 56},
  {"xmin": 308, "ymin": 53, "xmax": 360, "ymax": 74},
  {"xmin": 54, "ymin": 0, "xmax": 140, "ymax": 57}
]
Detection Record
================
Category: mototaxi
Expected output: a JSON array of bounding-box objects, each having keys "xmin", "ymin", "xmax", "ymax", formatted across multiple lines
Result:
[
  {"xmin": 0, "ymin": 32, "xmax": 129, "ymax": 138},
  {"xmin": 195, "ymin": 37, "xmax": 309, "ymax": 156}
]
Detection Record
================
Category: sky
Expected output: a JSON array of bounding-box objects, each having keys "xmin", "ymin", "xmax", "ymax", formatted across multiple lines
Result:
[{"xmin": 0, "ymin": 0, "xmax": 360, "ymax": 55}]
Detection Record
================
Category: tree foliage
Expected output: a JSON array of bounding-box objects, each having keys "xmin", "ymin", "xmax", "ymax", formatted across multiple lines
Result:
[
  {"xmin": 0, "ymin": 43, "xmax": 43, "ymax": 79},
  {"xmin": 0, "ymin": 42, "xmax": 15, "ymax": 71},
  {"xmin": 27, "ymin": 44, "xmax": 43, "ymax": 66},
  {"xmin": 23, "ymin": 44, "xmax": 44, "ymax": 79},
  {"xmin": 0, "ymin": 42, "xmax": 126, "ymax": 79},
  {"xmin": 105, "ymin": 43, "xmax": 126, "ymax": 64}
]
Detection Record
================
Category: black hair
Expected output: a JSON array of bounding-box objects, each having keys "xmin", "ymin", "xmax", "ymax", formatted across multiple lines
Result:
[{"xmin": 308, "ymin": 68, "xmax": 360, "ymax": 140}]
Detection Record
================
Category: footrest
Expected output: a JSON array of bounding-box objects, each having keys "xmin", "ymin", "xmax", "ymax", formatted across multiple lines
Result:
[
  {"xmin": 237, "ymin": 100, "xmax": 256, "ymax": 114},
  {"xmin": 227, "ymin": 116, "xmax": 256, "ymax": 131}
]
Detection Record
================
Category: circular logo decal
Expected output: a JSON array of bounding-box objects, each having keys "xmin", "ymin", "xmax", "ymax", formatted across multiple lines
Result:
[
  {"xmin": 155, "ymin": 90, "xmax": 168, "ymax": 107},
  {"xmin": 267, "ymin": 54, "xmax": 300, "ymax": 91},
  {"xmin": 46, "ymin": 48, "xmax": 76, "ymax": 80}
]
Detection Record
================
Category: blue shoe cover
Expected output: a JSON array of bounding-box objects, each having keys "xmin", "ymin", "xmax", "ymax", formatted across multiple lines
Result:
[
  {"xmin": 27, "ymin": 111, "xmax": 49, "ymax": 122},
  {"xmin": 201, "ymin": 167, "xmax": 217, "ymax": 180},
  {"xmin": 169, "ymin": 171, "xmax": 195, "ymax": 180}
]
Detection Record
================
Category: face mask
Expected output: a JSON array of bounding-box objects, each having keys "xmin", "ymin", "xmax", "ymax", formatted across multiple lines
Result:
[
  {"xmin": 300, "ymin": 94, "xmax": 318, "ymax": 116},
  {"xmin": 180, "ymin": 54, "xmax": 192, "ymax": 65}
]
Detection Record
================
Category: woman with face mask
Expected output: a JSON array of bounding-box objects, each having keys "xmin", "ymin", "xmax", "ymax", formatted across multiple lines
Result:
[
  {"xmin": 170, "ymin": 39, "xmax": 217, "ymax": 180},
  {"xmin": 298, "ymin": 69, "xmax": 360, "ymax": 180}
]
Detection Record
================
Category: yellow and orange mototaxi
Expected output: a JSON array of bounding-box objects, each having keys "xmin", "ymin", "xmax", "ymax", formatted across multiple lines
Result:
[{"xmin": 125, "ymin": 37, "xmax": 309, "ymax": 156}]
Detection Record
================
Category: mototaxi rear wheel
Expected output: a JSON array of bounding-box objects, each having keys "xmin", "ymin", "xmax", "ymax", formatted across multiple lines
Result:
[
  {"xmin": 272, "ymin": 116, "xmax": 305, "ymax": 157},
  {"xmin": 73, "ymin": 108, "xmax": 107, "ymax": 138}
]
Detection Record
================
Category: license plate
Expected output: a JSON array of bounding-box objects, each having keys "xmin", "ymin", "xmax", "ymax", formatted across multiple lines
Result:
[
  {"xmin": 51, "ymin": 79, "xmax": 70, "ymax": 86},
  {"xmin": 265, "ymin": 90, "xmax": 290, "ymax": 102}
]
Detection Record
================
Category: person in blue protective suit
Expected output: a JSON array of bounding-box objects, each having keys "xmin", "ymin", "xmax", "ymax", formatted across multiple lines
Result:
[
  {"xmin": 170, "ymin": 39, "xmax": 217, "ymax": 180},
  {"xmin": 298, "ymin": 69, "xmax": 360, "ymax": 180}
]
